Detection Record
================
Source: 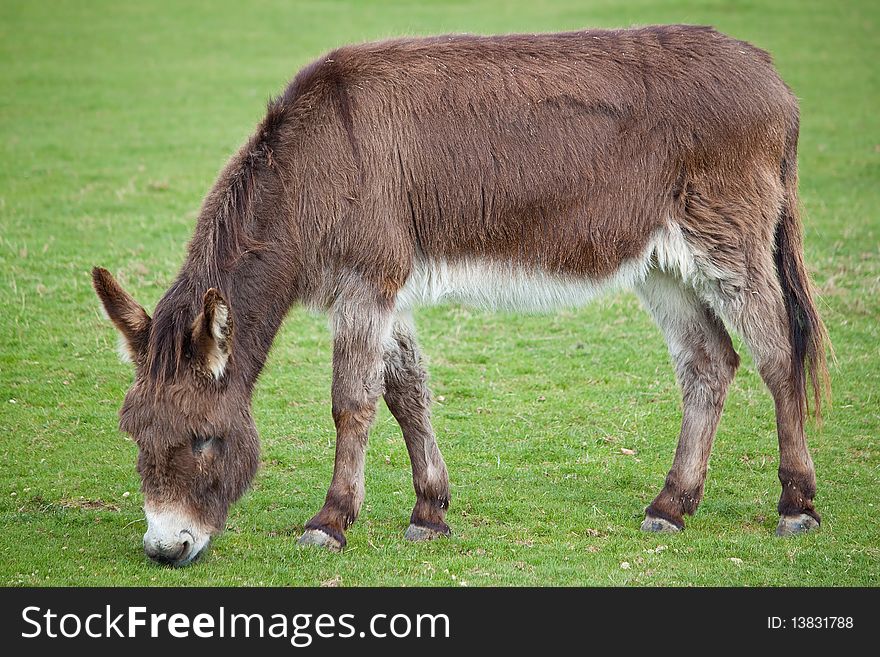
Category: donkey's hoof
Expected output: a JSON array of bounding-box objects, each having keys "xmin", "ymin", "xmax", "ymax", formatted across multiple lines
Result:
[
  {"xmin": 775, "ymin": 513, "xmax": 820, "ymax": 537},
  {"xmin": 297, "ymin": 528, "xmax": 343, "ymax": 552},
  {"xmin": 640, "ymin": 516, "xmax": 681, "ymax": 533},
  {"xmin": 404, "ymin": 523, "xmax": 450, "ymax": 542}
]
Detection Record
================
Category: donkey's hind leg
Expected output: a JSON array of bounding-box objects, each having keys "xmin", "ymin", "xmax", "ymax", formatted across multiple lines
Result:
[
  {"xmin": 636, "ymin": 270, "xmax": 740, "ymax": 531},
  {"xmin": 708, "ymin": 259, "xmax": 821, "ymax": 536},
  {"xmin": 383, "ymin": 312, "xmax": 451, "ymax": 541}
]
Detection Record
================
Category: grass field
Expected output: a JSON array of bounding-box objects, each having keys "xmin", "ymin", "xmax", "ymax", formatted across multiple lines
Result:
[{"xmin": 1, "ymin": 0, "xmax": 877, "ymax": 586}]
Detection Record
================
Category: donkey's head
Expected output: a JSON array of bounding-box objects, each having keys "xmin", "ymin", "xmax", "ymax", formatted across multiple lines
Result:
[{"xmin": 92, "ymin": 267, "xmax": 259, "ymax": 567}]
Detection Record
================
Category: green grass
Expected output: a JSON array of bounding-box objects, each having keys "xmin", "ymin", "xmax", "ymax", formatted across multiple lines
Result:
[{"xmin": 1, "ymin": 0, "xmax": 877, "ymax": 586}]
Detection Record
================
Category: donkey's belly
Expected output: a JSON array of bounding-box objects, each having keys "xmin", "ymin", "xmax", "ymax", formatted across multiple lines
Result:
[{"xmin": 397, "ymin": 254, "xmax": 653, "ymax": 312}]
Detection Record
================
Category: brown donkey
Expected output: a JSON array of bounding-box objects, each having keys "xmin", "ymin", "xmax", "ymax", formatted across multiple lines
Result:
[{"xmin": 93, "ymin": 25, "xmax": 829, "ymax": 566}]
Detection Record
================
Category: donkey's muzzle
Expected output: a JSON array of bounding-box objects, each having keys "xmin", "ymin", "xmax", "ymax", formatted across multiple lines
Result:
[{"xmin": 142, "ymin": 502, "xmax": 213, "ymax": 567}]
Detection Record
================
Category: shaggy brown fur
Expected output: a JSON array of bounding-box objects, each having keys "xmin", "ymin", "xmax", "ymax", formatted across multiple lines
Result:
[{"xmin": 94, "ymin": 25, "xmax": 830, "ymax": 561}]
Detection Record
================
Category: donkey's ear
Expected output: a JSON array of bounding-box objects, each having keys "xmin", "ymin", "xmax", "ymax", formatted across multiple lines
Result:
[
  {"xmin": 191, "ymin": 288, "xmax": 233, "ymax": 380},
  {"xmin": 92, "ymin": 267, "xmax": 151, "ymax": 363}
]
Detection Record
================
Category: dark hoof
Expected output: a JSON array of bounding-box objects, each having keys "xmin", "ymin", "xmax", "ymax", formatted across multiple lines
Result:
[
  {"xmin": 404, "ymin": 523, "xmax": 450, "ymax": 542},
  {"xmin": 775, "ymin": 513, "xmax": 820, "ymax": 537},
  {"xmin": 640, "ymin": 516, "xmax": 681, "ymax": 533},
  {"xmin": 297, "ymin": 528, "xmax": 343, "ymax": 552}
]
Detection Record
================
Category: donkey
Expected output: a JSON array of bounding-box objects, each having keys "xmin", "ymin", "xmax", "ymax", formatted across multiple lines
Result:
[{"xmin": 93, "ymin": 25, "xmax": 829, "ymax": 566}]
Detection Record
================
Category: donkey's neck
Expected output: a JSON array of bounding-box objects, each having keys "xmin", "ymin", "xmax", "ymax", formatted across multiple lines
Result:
[{"xmin": 172, "ymin": 129, "xmax": 304, "ymax": 391}]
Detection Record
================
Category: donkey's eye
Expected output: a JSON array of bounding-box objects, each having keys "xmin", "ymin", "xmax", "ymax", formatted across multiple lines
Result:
[{"xmin": 191, "ymin": 435, "xmax": 216, "ymax": 454}]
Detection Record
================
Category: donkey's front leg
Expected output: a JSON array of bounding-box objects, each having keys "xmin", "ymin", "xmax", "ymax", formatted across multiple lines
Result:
[
  {"xmin": 298, "ymin": 300, "xmax": 390, "ymax": 551},
  {"xmin": 383, "ymin": 313, "xmax": 451, "ymax": 541}
]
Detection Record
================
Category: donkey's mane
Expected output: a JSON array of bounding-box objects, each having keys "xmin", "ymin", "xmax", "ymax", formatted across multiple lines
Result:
[{"xmin": 144, "ymin": 68, "xmax": 319, "ymax": 384}]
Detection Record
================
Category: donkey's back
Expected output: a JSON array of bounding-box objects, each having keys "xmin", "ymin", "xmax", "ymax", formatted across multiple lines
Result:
[{"xmin": 290, "ymin": 26, "xmax": 798, "ymax": 292}]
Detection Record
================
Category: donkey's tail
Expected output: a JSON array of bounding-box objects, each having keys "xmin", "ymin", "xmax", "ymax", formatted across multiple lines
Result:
[{"xmin": 774, "ymin": 114, "xmax": 831, "ymax": 423}]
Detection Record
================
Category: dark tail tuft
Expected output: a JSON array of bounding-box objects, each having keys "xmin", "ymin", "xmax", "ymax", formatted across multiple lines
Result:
[{"xmin": 774, "ymin": 119, "xmax": 832, "ymax": 424}]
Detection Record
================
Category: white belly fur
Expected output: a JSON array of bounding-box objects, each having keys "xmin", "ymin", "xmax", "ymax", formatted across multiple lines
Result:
[{"xmin": 397, "ymin": 231, "xmax": 673, "ymax": 312}]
